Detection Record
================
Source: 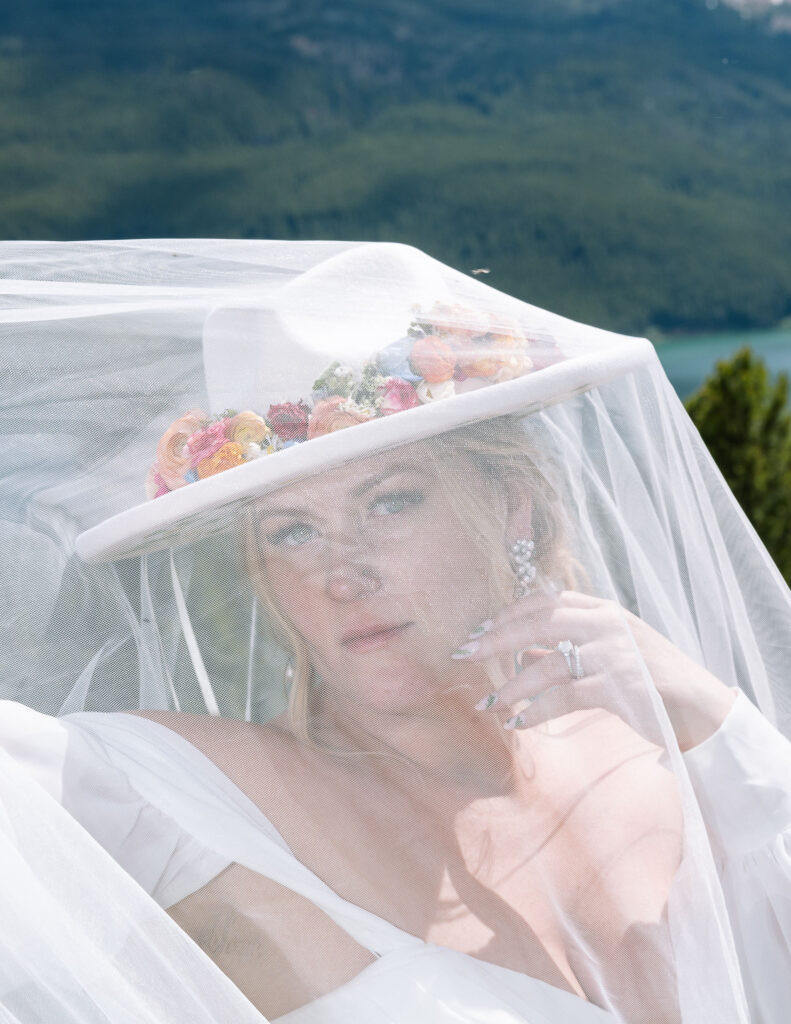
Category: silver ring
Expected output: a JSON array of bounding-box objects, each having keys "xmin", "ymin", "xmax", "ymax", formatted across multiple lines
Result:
[{"xmin": 556, "ymin": 640, "xmax": 584, "ymax": 680}]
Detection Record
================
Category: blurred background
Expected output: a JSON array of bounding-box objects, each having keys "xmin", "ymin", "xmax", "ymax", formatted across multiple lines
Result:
[{"xmin": 1, "ymin": 0, "xmax": 790, "ymax": 575}]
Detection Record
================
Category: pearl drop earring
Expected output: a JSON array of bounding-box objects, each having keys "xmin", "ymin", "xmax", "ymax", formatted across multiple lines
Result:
[{"xmin": 509, "ymin": 537, "xmax": 536, "ymax": 599}]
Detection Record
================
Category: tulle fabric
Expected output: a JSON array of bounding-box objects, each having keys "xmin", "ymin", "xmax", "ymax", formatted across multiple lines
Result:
[
  {"xmin": 2, "ymin": 239, "xmax": 791, "ymax": 1023},
  {"xmin": 0, "ymin": 707, "xmax": 263, "ymax": 1024}
]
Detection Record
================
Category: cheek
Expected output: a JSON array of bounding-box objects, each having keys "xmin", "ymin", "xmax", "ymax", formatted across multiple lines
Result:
[
  {"xmin": 388, "ymin": 522, "xmax": 495, "ymax": 624},
  {"xmin": 260, "ymin": 557, "xmax": 322, "ymax": 632}
]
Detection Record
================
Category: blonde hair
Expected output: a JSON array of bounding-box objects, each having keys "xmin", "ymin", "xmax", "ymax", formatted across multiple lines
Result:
[{"xmin": 243, "ymin": 414, "xmax": 578, "ymax": 745}]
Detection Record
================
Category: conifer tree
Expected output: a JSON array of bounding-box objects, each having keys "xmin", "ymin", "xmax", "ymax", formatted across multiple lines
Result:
[{"xmin": 685, "ymin": 347, "xmax": 791, "ymax": 584}]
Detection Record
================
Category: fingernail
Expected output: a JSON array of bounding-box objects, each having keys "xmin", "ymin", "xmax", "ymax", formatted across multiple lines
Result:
[
  {"xmin": 504, "ymin": 714, "xmax": 526, "ymax": 730},
  {"xmin": 451, "ymin": 640, "xmax": 480, "ymax": 659},
  {"xmin": 467, "ymin": 619, "xmax": 493, "ymax": 639},
  {"xmin": 475, "ymin": 691, "xmax": 499, "ymax": 711}
]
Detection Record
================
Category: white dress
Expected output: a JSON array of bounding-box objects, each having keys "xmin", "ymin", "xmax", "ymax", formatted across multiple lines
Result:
[{"xmin": 1, "ymin": 690, "xmax": 790, "ymax": 1024}]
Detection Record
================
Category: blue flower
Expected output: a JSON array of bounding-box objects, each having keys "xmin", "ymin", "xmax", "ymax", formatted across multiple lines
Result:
[
  {"xmin": 185, "ymin": 469, "xmax": 199, "ymax": 483},
  {"xmin": 376, "ymin": 336, "xmax": 421, "ymax": 383}
]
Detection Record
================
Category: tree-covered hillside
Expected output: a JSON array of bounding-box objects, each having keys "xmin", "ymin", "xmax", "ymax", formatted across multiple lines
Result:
[{"xmin": 1, "ymin": 0, "xmax": 790, "ymax": 332}]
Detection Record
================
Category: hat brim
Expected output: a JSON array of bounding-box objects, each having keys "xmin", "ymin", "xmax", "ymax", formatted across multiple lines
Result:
[{"xmin": 75, "ymin": 339, "xmax": 656, "ymax": 563}]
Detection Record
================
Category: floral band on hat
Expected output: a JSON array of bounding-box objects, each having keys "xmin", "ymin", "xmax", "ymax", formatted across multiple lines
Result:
[{"xmin": 146, "ymin": 302, "xmax": 560, "ymax": 499}]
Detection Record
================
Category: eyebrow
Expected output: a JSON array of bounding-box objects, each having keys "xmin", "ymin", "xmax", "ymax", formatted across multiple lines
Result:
[
  {"xmin": 349, "ymin": 462, "xmax": 429, "ymax": 497},
  {"xmin": 257, "ymin": 463, "xmax": 430, "ymax": 519}
]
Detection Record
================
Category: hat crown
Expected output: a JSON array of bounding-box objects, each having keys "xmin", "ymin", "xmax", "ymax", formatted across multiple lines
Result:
[{"xmin": 202, "ymin": 243, "xmax": 451, "ymax": 413}]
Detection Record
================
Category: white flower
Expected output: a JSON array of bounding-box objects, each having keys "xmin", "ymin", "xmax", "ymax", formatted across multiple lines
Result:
[
  {"xmin": 417, "ymin": 379, "xmax": 456, "ymax": 403},
  {"xmin": 338, "ymin": 398, "xmax": 375, "ymax": 418},
  {"xmin": 244, "ymin": 442, "xmax": 265, "ymax": 460},
  {"xmin": 492, "ymin": 353, "xmax": 534, "ymax": 382}
]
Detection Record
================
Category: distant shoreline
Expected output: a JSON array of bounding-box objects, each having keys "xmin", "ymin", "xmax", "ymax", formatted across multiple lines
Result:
[{"xmin": 651, "ymin": 327, "xmax": 791, "ymax": 398}]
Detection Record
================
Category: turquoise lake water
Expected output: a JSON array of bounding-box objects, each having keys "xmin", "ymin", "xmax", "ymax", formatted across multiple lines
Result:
[{"xmin": 654, "ymin": 328, "xmax": 791, "ymax": 399}]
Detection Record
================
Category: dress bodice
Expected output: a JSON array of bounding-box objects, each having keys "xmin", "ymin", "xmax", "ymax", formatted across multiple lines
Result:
[
  {"xmin": 66, "ymin": 710, "xmax": 617, "ymax": 1022},
  {"xmin": 3, "ymin": 691, "xmax": 791, "ymax": 1023}
]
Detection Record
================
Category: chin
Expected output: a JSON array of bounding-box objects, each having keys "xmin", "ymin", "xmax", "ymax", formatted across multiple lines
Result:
[{"xmin": 331, "ymin": 661, "xmax": 461, "ymax": 716}]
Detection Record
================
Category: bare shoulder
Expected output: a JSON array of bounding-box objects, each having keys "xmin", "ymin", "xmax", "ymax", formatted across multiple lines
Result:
[
  {"xmin": 125, "ymin": 708, "xmax": 259, "ymax": 749},
  {"xmin": 125, "ymin": 708, "xmax": 301, "ymax": 801}
]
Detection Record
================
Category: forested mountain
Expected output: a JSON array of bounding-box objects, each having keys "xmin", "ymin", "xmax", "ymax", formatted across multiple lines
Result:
[{"xmin": 0, "ymin": 0, "xmax": 790, "ymax": 332}]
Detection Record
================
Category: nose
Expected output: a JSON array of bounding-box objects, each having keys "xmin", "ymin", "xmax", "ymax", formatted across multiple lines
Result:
[
  {"xmin": 325, "ymin": 565, "xmax": 381, "ymax": 602},
  {"xmin": 324, "ymin": 536, "xmax": 381, "ymax": 602}
]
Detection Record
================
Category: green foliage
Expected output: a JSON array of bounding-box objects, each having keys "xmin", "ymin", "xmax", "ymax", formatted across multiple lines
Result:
[
  {"xmin": 0, "ymin": 0, "xmax": 790, "ymax": 332},
  {"xmin": 685, "ymin": 347, "xmax": 791, "ymax": 582}
]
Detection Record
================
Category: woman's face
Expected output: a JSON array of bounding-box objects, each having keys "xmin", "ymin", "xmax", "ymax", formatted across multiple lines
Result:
[{"xmin": 251, "ymin": 447, "xmax": 505, "ymax": 714}]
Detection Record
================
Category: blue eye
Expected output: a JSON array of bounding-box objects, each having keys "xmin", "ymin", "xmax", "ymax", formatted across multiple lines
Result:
[
  {"xmin": 266, "ymin": 523, "xmax": 318, "ymax": 547},
  {"xmin": 369, "ymin": 490, "xmax": 425, "ymax": 517}
]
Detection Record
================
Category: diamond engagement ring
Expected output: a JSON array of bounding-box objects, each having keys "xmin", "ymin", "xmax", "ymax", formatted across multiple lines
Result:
[{"xmin": 556, "ymin": 640, "xmax": 584, "ymax": 680}]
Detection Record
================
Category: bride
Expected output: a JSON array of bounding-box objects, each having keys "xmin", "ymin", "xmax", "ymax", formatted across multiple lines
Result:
[{"xmin": 1, "ymin": 240, "xmax": 790, "ymax": 1024}]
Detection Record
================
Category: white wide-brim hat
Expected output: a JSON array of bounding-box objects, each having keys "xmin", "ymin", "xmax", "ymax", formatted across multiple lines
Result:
[{"xmin": 75, "ymin": 243, "xmax": 655, "ymax": 563}]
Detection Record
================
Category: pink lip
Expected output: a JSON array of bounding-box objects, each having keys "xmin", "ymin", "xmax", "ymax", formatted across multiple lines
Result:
[{"xmin": 341, "ymin": 622, "xmax": 412, "ymax": 653}]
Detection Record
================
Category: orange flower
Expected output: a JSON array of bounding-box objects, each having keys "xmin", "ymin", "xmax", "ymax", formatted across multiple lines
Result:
[
  {"xmin": 228, "ymin": 410, "xmax": 270, "ymax": 446},
  {"xmin": 409, "ymin": 334, "xmax": 456, "ymax": 383},
  {"xmin": 487, "ymin": 314, "xmax": 526, "ymax": 347},
  {"xmin": 456, "ymin": 344, "xmax": 500, "ymax": 378},
  {"xmin": 195, "ymin": 441, "xmax": 246, "ymax": 479},
  {"xmin": 156, "ymin": 409, "xmax": 207, "ymax": 490},
  {"xmin": 455, "ymin": 324, "xmax": 534, "ymax": 378},
  {"xmin": 308, "ymin": 396, "xmax": 374, "ymax": 439},
  {"xmin": 420, "ymin": 302, "xmax": 491, "ymax": 342},
  {"xmin": 414, "ymin": 301, "xmax": 456, "ymax": 334},
  {"xmin": 487, "ymin": 332, "xmax": 519, "ymax": 354}
]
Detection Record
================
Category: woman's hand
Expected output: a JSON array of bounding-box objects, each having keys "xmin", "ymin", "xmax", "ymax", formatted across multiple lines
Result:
[{"xmin": 454, "ymin": 590, "xmax": 738, "ymax": 753}]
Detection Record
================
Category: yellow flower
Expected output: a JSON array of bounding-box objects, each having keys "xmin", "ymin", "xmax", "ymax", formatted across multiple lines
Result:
[
  {"xmin": 229, "ymin": 410, "xmax": 270, "ymax": 446},
  {"xmin": 492, "ymin": 352, "xmax": 534, "ymax": 382}
]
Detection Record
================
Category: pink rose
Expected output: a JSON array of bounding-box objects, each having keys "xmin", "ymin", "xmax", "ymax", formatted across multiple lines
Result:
[
  {"xmin": 378, "ymin": 377, "xmax": 420, "ymax": 415},
  {"xmin": 145, "ymin": 465, "xmax": 171, "ymax": 499},
  {"xmin": 307, "ymin": 396, "xmax": 373, "ymax": 439},
  {"xmin": 155, "ymin": 408, "xmax": 207, "ymax": 490},
  {"xmin": 187, "ymin": 419, "xmax": 231, "ymax": 468},
  {"xmin": 267, "ymin": 400, "xmax": 311, "ymax": 442}
]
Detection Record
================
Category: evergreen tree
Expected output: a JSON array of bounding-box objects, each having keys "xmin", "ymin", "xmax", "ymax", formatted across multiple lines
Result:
[{"xmin": 685, "ymin": 347, "xmax": 791, "ymax": 584}]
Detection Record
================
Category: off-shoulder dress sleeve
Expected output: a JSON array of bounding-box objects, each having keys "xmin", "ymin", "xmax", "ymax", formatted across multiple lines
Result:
[
  {"xmin": 682, "ymin": 688, "xmax": 791, "ymax": 1021},
  {"xmin": 0, "ymin": 700, "xmax": 230, "ymax": 908}
]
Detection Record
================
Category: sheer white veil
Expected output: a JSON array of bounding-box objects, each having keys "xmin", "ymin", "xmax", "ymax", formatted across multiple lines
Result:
[{"xmin": 2, "ymin": 239, "xmax": 791, "ymax": 1023}]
